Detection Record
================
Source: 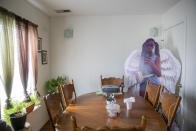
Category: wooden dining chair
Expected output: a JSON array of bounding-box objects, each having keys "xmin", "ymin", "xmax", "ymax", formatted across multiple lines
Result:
[
  {"xmin": 144, "ymin": 80, "xmax": 162, "ymax": 108},
  {"xmin": 71, "ymin": 115, "xmax": 146, "ymax": 131},
  {"xmin": 100, "ymin": 75, "xmax": 124, "ymax": 93},
  {"xmin": 156, "ymin": 91, "xmax": 181, "ymax": 131},
  {"xmin": 44, "ymin": 93, "xmax": 65, "ymax": 131},
  {"xmin": 59, "ymin": 80, "xmax": 77, "ymax": 107}
]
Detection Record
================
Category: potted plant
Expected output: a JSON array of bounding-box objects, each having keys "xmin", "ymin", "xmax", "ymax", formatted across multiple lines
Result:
[
  {"xmin": 3, "ymin": 101, "xmax": 27, "ymax": 130},
  {"xmin": 25, "ymin": 94, "xmax": 41, "ymax": 114},
  {"xmin": 45, "ymin": 76, "xmax": 66, "ymax": 94},
  {"xmin": 105, "ymin": 94, "xmax": 115, "ymax": 105},
  {"xmin": 3, "ymin": 96, "xmax": 41, "ymax": 130},
  {"xmin": 25, "ymin": 103, "xmax": 35, "ymax": 114},
  {"xmin": 10, "ymin": 111, "xmax": 27, "ymax": 130}
]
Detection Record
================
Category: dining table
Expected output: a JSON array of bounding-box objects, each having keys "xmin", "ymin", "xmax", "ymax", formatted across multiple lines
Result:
[{"xmin": 62, "ymin": 89, "xmax": 167, "ymax": 131}]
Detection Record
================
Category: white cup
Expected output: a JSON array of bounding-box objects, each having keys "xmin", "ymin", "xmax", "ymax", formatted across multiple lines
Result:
[{"xmin": 126, "ymin": 102, "xmax": 132, "ymax": 110}]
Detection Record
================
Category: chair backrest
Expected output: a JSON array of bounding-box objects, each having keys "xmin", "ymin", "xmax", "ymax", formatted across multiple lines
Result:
[
  {"xmin": 157, "ymin": 92, "xmax": 181, "ymax": 130},
  {"xmin": 144, "ymin": 80, "xmax": 162, "ymax": 107},
  {"xmin": 71, "ymin": 115, "xmax": 146, "ymax": 131},
  {"xmin": 100, "ymin": 75, "xmax": 124, "ymax": 92},
  {"xmin": 59, "ymin": 80, "xmax": 77, "ymax": 106},
  {"xmin": 44, "ymin": 93, "xmax": 64, "ymax": 130}
]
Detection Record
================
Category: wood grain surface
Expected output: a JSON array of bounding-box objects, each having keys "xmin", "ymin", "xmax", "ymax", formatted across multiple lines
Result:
[{"xmin": 41, "ymin": 90, "xmax": 166, "ymax": 131}]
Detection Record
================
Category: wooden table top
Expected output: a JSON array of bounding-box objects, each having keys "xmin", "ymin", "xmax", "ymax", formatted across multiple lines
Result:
[{"xmin": 61, "ymin": 91, "xmax": 167, "ymax": 131}]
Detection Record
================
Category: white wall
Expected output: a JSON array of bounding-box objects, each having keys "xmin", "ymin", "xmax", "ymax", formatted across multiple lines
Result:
[
  {"xmin": 0, "ymin": 0, "xmax": 50, "ymax": 130},
  {"xmin": 162, "ymin": 0, "xmax": 196, "ymax": 130},
  {"xmin": 50, "ymin": 15, "xmax": 161, "ymax": 96}
]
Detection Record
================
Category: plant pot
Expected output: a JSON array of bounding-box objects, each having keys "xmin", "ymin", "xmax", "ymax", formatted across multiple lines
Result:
[
  {"xmin": 10, "ymin": 112, "xmax": 27, "ymax": 130},
  {"xmin": 26, "ymin": 103, "xmax": 35, "ymax": 114}
]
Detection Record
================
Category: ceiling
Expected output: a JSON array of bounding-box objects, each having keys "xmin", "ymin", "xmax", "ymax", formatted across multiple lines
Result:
[{"xmin": 27, "ymin": 0, "xmax": 180, "ymax": 16}]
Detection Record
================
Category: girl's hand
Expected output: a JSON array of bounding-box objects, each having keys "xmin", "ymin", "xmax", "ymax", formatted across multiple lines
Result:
[{"xmin": 145, "ymin": 57, "xmax": 154, "ymax": 66}]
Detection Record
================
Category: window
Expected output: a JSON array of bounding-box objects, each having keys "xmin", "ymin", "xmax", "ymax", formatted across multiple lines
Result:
[{"xmin": 0, "ymin": 15, "xmax": 36, "ymax": 116}]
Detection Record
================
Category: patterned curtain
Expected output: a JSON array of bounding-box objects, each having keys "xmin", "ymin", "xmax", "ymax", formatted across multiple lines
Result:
[{"xmin": 0, "ymin": 9, "xmax": 15, "ymax": 109}]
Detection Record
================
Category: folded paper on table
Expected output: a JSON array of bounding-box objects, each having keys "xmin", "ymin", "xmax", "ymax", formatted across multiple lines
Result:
[
  {"xmin": 124, "ymin": 97, "xmax": 135, "ymax": 103},
  {"xmin": 124, "ymin": 97, "xmax": 135, "ymax": 110}
]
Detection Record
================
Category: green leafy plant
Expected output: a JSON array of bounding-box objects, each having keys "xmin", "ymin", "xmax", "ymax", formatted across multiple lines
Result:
[
  {"xmin": 45, "ymin": 76, "xmax": 66, "ymax": 94},
  {"xmin": 3, "ymin": 100, "xmax": 26, "ymax": 125},
  {"xmin": 3, "ymin": 94, "xmax": 41, "ymax": 125},
  {"xmin": 105, "ymin": 94, "xmax": 115, "ymax": 102},
  {"xmin": 30, "ymin": 94, "xmax": 41, "ymax": 106}
]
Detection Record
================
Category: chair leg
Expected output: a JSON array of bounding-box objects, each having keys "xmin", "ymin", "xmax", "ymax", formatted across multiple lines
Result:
[
  {"xmin": 71, "ymin": 116, "xmax": 77, "ymax": 131},
  {"xmin": 141, "ymin": 116, "xmax": 147, "ymax": 131}
]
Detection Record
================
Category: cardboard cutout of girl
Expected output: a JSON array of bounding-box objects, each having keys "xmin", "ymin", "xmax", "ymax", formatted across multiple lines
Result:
[
  {"xmin": 139, "ymin": 38, "xmax": 161, "ymax": 96},
  {"xmin": 124, "ymin": 38, "xmax": 181, "ymax": 95}
]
